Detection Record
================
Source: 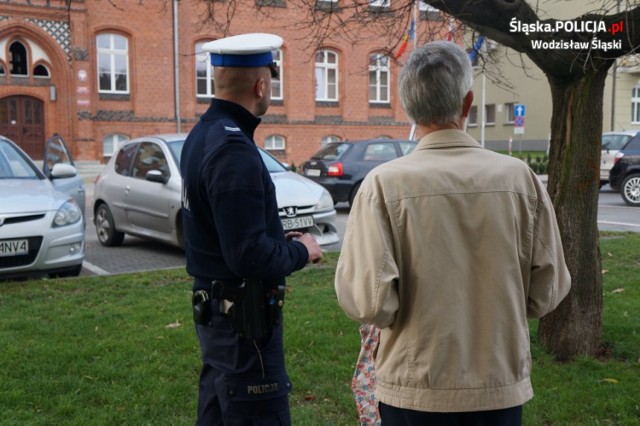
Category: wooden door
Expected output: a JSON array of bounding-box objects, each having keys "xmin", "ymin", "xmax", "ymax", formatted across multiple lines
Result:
[{"xmin": 0, "ymin": 96, "xmax": 45, "ymax": 160}]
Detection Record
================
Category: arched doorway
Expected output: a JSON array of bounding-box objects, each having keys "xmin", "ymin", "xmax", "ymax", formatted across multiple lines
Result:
[{"xmin": 0, "ymin": 96, "xmax": 45, "ymax": 160}]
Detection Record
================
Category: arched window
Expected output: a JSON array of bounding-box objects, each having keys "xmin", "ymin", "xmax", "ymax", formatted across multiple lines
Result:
[
  {"xmin": 369, "ymin": 53, "xmax": 390, "ymax": 103},
  {"xmin": 0, "ymin": 64, "xmax": 5, "ymax": 76},
  {"xmin": 196, "ymin": 41, "xmax": 215, "ymax": 98},
  {"xmin": 33, "ymin": 64, "xmax": 50, "ymax": 78},
  {"xmin": 103, "ymin": 133, "xmax": 129, "ymax": 157},
  {"xmin": 97, "ymin": 33, "xmax": 129, "ymax": 94},
  {"xmin": 265, "ymin": 135, "xmax": 286, "ymax": 151},
  {"xmin": 315, "ymin": 50, "xmax": 338, "ymax": 101},
  {"xmin": 9, "ymin": 41, "xmax": 28, "ymax": 76},
  {"xmin": 322, "ymin": 135, "xmax": 341, "ymax": 146}
]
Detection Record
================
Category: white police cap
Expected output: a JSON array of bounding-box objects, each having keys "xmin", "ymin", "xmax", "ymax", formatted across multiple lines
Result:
[{"xmin": 203, "ymin": 33, "xmax": 283, "ymax": 68}]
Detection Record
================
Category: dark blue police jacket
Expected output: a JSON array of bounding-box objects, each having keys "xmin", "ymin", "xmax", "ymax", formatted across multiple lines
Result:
[{"xmin": 180, "ymin": 98, "xmax": 309, "ymax": 292}]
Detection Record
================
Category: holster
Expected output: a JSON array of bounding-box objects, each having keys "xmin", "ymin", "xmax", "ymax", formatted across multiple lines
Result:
[{"xmin": 193, "ymin": 279, "xmax": 285, "ymax": 341}]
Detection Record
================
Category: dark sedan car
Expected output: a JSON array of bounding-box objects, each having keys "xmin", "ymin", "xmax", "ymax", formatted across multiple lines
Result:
[
  {"xmin": 301, "ymin": 139, "xmax": 417, "ymax": 207},
  {"xmin": 609, "ymin": 133, "xmax": 640, "ymax": 207}
]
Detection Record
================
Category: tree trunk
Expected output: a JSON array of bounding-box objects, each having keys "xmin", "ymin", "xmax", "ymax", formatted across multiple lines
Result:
[{"xmin": 538, "ymin": 71, "xmax": 607, "ymax": 360}]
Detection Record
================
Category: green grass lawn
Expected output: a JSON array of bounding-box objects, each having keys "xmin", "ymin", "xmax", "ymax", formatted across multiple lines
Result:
[{"xmin": 1, "ymin": 233, "xmax": 639, "ymax": 425}]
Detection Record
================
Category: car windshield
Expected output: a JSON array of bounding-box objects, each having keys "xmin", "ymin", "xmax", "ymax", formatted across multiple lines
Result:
[
  {"xmin": 0, "ymin": 140, "xmax": 39, "ymax": 179},
  {"xmin": 311, "ymin": 142, "xmax": 350, "ymax": 161},
  {"xmin": 259, "ymin": 149, "xmax": 287, "ymax": 173},
  {"xmin": 602, "ymin": 134, "xmax": 634, "ymax": 151},
  {"xmin": 169, "ymin": 139, "xmax": 286, "ymax": 173},
  {"xmin": 168, "ymin": 139, "xmax": 186, "ymax": 164}
]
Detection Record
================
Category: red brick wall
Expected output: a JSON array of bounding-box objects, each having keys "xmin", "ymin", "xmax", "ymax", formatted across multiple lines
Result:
[{"xmin": 1, "ymin": 1, "xmax": 452, "ymax": 165}]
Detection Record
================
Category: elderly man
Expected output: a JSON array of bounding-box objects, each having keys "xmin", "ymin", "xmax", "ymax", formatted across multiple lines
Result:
[
  {"xmin": 335, "ymin": 41, "xmax": 571, "ymax": 425},
  {"xmin": 181, "ymin": 33, "xmax": 322, "ymax": 425}
]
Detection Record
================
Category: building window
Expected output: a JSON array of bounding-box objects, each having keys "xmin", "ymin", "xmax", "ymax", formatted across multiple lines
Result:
[
  {"xmin": 103, "ymin": 133, "xmax": 129, "ymax": 157},
  {"xmin": 33, "ymin": 64, "xmax": 50, "ymax": 78},
  {"xmin": 485, "ymin": 104, "xmax": 496, "ymax": 126},
  {"xmin": 632, "ymin": 86, "xmax": 640, "ymax": 124},
  {"xmin": 467, "ymin": 105, "xmax": 478, "ymax": 127},
  {"xmin": 505, "ymin": 103, "xmax": 515, "ymax": 124},
  {"xmin": 315, "ymin": 50, "xmax": 338, "ymax": 102},
  {"xmin": 0, "ymin": 64, "xmax": 5, "ymax": 76},
  {"xmin": 97, "ymin": 33, "xmax": 129, "ymax": 94},
  {"xmin": 265, "ymin": 135, "xmax": 286, "ymax": 150},
  {"xmin": 196, "ymin": 41, "xmax": 215, "ymax": 98},
  {"xmin": 370, "ymin": 0, "xmax": 390, "ymax": 7},
  {"xmin": 369, "ymin": 53, "xmax": 390, "ymax": 104},
  {"xmin": 9, "ymin": 41, "xmax": 28, "ymax": 76},
  {"xmin": 322, "ymin": 135, "xmax": 341, "ymax": 146},
  {"xmin": 271, "ymin": 49, "xmax": 283, "ymax": 100}
]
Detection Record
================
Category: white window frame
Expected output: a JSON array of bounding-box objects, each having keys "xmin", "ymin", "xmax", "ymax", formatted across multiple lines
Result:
[
  {"xmin": 370, "ymin": 0, "xmax": 390, "ymax": 7},
  {"xmin": 369, "ymin": 53, "xmax": 390, "ymax": 104},
  {"xmin": 271, "ymin": 49, "xmax": 283, "ymax": 100},
  {"xmin": 315, "ymin": 50, "xmax": 339, "ymax": 102},
  {"xmin": 419, "ymin": 2, "xmax": 438, "ymax": 12},
  {"xmin": 632, "ymin": 86, "xmax": 640, "ymax": 124},
  {"xmin": 467, "ymin": 105, "xmax": 478, "ymax": 127},
  {"xmin": 484, "ymin": 104, "xmax": 496, "ymax": 126},
  {"xmin": 196, "ymin": 41, "xmax": 215, "ymax": 98},
  {"xmin": 103, "ymin": 133, "xmax": 129, "ymax": 157},
  {"xmin": 505, "ymin": 103, "xmax": 516, "ymax": 124},
  {"xmin": 322, "ymin": 135, "xmax": 341, "ymax": 146},
  {"xmin": 97, "ymin": 33, "xmax": 129, "ymax": 94},
  {"xmin": 33, "ymin": 64, "xmax": 51, "ymax": 79},
  {"xmin": 265, "ymin": 135, "xmax": 286, "ymax": 151}
]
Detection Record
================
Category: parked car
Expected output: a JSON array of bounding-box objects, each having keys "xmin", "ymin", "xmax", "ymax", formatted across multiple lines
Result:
[
  {"xmin": 301, "ymin": 139, "xmax": 417, "ymax": 206},
  {"xmin": 0, "ymin": 136, "xmax": 85, "ymax": 279},
  {"xmin": 609, "ymin": 133, "xmax": 640, "ymax": 206},
  {"xmin": 601, "ymin": 131, "xmax": 637, "ymax": 189},
  {"xmin": 93, "ymin": 134, "xmax": 339, "ymax": 248}
]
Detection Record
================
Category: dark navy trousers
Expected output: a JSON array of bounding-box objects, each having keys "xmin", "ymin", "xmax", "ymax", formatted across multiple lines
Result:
[
  {"xmin": 379, "ymin": 403, "xmax": 523, "ymax": 426},
  {"xmin": 195, "ymin": 299, "xmax": 291, "ymax": 426}
]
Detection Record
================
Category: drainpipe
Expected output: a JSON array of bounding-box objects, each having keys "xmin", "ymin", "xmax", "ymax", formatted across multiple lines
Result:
[{"xmin": 173, "ymin": 0, "xmax": 181, "ymax": 133}]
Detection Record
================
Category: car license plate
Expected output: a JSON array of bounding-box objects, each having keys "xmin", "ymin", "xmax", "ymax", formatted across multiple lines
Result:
[
  {"xmin": 281, "ymin": 216, "xmax": 314, "ymax": 230},
  {"xmin": 306, "ymin": 169, "xmax": 321, "ymax": 177},
  {"xmin": 0, "ymin": 239, "xmax": 29, "ymax": 257}
]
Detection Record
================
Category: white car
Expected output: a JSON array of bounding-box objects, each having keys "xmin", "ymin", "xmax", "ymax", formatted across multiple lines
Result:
[
  {"xmin": 601, "ymin": 131, "xmax": 637, "ymax": 188},
  {"xmin": 0, "ymin": 136, "xmax": 85, "ymax": 279},
  {"xmin": 93, "ymin": 134, "xmax": 339, "ymax": 248}
]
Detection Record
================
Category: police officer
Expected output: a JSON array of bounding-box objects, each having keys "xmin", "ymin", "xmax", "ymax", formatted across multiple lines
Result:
[{"xmin": 180, "ymin": 33, "xmax": 323, "ymax": 425}]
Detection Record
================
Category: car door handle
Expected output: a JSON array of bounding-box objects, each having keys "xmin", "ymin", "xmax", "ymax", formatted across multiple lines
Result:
[{"xmin": 125, "ymin": 185, "xmax": 131, "ymax": 194}]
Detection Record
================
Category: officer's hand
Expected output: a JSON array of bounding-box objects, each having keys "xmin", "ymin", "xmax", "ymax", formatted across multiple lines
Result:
[
  {"xmin": 285, "ymin": 231, "xmax": 303, "ymax": 242},
  {"xmin": 296, "ymin": 233, "xmax": 323, "ymax": 264}
]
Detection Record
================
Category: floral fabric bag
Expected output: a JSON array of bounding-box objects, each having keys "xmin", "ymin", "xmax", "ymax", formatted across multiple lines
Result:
[{"xmin": 351, "ymin": 324, "xmax": 381, "ymax": 425}]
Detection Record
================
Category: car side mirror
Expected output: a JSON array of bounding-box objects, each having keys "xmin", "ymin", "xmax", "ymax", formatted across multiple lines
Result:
[
  {"xmin": 146, "ymin": 169, "xmax": 168, "ymax": 184},
  {"xmin": 50, "ymin": 163, "xmax": 78, "ymax": 179}
]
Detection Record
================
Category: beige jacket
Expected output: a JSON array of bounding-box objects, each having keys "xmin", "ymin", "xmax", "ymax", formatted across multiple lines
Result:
[{"xmin": 335, "ymin": 129, "xmax": 571, "ymax": 413}]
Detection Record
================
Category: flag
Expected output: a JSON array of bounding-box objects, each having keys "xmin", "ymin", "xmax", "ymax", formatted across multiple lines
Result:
[
  {"xmin": 394, "ymin": 18, "xmax": 415, "ymax": 60},
  {"xmin": 468, "ymin": 35, "xmax": 485, "ymax": 63}
]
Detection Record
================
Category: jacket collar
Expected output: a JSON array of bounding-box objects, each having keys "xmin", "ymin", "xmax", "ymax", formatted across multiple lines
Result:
[
  {"xmin": 415, "ymin": 129, "xmax": 482, "ymax": 151},
  {"xmin": 201, "ymin": 98, "xmax": 262, "ymax": 139}
]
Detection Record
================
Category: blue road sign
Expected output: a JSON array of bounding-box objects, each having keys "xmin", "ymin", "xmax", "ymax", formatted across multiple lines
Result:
[
  {"xmin": 514, "ymin": 104, "xmax": 525, "ymax": 117},
  {"xmin": 515, "ymin": 116, "xmax": 525, "ymax": 127}
]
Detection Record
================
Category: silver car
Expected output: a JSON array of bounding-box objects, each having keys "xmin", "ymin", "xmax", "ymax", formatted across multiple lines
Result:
[
  {"xmin": 0, "ymin": 136, "xmax": 85, "ymax": 279},
  {"xmin": 93, "ymin": 134, "xmax": 339, "ymax": 248},
  {"xmin": 601, "ymin": 131, "xmax": 637, "ymax": 188}
]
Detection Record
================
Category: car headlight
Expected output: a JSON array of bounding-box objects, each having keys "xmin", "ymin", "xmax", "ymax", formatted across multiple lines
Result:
[
  {"xmin": 315, "ymin": 189, "xmax": 334, "ymax": 211},
  {"xmin": 52, "ymin": 200, "xmax": 82, "ymax": 228}
]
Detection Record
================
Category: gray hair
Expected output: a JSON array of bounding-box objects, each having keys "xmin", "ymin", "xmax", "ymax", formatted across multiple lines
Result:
[{"xmin": 399, "ymin": 41, "xmax": 473, "ymax": 126}]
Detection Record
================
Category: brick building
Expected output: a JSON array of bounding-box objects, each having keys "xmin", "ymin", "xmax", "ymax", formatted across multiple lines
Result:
[{"xmin": 0, "ymin": 0, "xmax": 447, "ymax": 166}]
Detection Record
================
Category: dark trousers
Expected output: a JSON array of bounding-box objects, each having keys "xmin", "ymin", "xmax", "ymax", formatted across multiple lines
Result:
[
  {"xmin": 379, "ymin": 402, "xmax": 523, "ymax": 426},
  {"xmin": 195, "ymin": 299, "xmax": 291, "ymax": 426}
]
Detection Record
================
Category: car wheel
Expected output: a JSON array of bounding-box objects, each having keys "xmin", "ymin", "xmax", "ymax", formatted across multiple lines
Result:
[
  {"xmin": 349, "ymin": 182, "xmax": 361, "ymax": 208},
  {"xmin": 620, "ymin": 174, "xmax": 640, "ymax": 207},
  {"xmin": 95, "ymin": 204, "xmax": 125, "ymax": 246}
]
